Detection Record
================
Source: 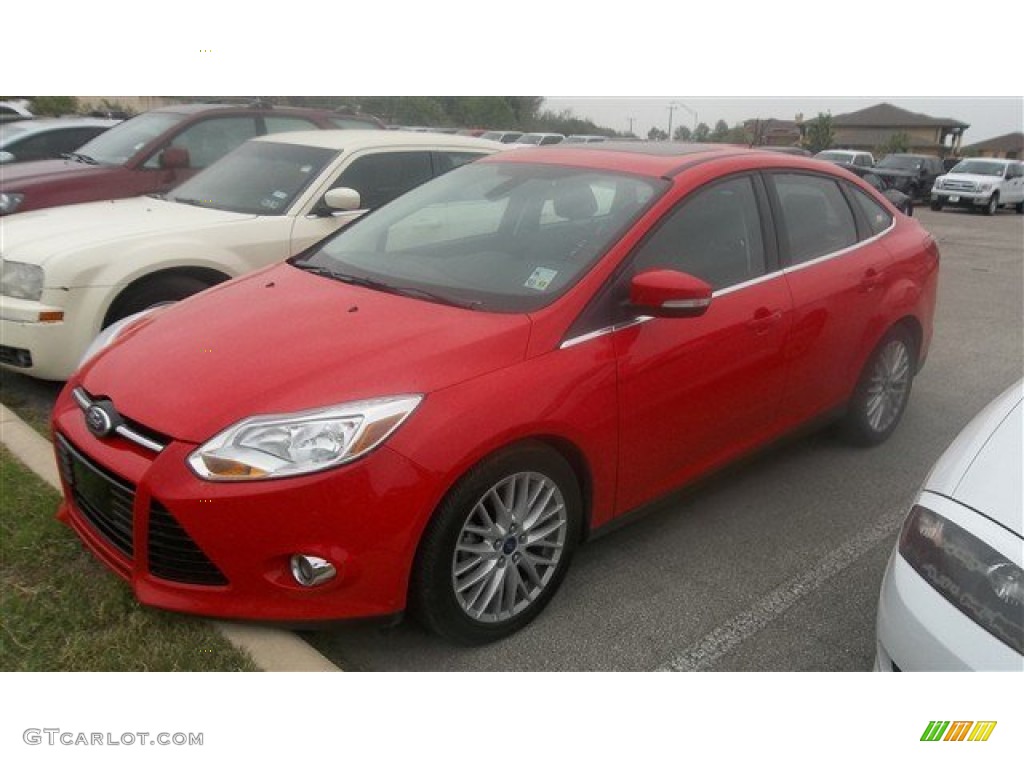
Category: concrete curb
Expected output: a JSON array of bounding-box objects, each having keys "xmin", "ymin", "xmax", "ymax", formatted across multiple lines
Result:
[{"xmin": 0, "ymin": 403, "xmax": 341, "ymax": 673}]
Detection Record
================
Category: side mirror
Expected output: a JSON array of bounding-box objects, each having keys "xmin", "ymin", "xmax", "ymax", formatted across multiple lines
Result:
[
  {"xmin": 323, "ymin": 187, "xmax": 362, "ymax": 212},
  {"xmin": 630, "ymin": 269, "xmax": 713, "ymax": 318},
  {"xmin": 159, "ymin": 146, "xmax": 190, "ymax": 170},
  {"xmin": 0, "ymin": 150, "xmax": 14, "ymax": 164}
]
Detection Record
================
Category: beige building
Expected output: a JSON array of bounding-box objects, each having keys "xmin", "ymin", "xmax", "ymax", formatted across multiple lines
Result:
[
  {"xmin": 961, "ymin": 132, "xmax": 1023, "ymax": 160},
  {"xmin": 831, "ymin": 103, "xmax": 968, "ymax": 157}
]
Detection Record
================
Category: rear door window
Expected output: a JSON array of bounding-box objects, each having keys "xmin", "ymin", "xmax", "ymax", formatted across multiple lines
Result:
[{"xmin": 771, "ymin": 173, "xmax": 858, "ymax": 265}]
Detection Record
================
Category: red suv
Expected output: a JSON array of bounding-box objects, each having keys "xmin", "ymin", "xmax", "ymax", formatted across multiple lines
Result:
[
  {"xmin": 53, "ymin": 143, "xmax": 939, "ymax": 644},
  {"xmin": 0, "ymin": 102, "xmax": 383, "ymax": 215}
]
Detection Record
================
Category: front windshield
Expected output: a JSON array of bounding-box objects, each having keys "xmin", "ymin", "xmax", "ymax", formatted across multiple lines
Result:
[
  {"xmin": 816, "ymin": 151, "xmax": 851, "ymax": 162},
  {"xmin": 877, "ymin": 155, "xmax": 922, "ymax": 171},
  {"xmin": 74, "ymin": 112, "xmax": 181, "ymax": 165},
  {"xmin": 480, "ymin": 132, "xmax": 504, "ymax": 141},
  {"xmin": 168, "ymin": 141, "xmax": 337, "ymax": 215},
  {"xmin": 515, "ymin": 135, "xmax": 544, "ymax": 145},
  {"xmin": 949, "ymin": 160, "xmax": 1007, "ymax": 177},
  {"xmin": 293, "ymin": 161, "xmax": 666, "ymax": 312}
]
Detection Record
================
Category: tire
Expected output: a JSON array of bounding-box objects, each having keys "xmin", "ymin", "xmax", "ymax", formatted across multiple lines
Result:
[
  {"xmin": 410, "ymin": 441, "xmax": 582, "ymax": 645},
  {"xmin": 840, "ymin": 326, "xmax": 916, "ymax": 447},
  {"xmin": 930, "ymin": 200, "xmax": 942, "ymax": 211},
  {"xmin": 984, "ymin": 193, "xmax": 999, "ymax": 216},
  {"xmin": 1015, "ymin": 200, "xmax": 1023, "ymax": 214},
  {"xmin": 104, "ymin": 274, "xmax": 214, "ymax": 327},
  {"xmin": 903, "ymin": 200, "xmax": 914, "ymax": 217}
]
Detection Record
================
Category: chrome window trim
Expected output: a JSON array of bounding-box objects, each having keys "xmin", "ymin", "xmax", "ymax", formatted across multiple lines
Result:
[
  {"xmin": 781, "ymin": 218, "xmax": 895, "ymax": 278},
  {"xmin": 559, "ymin": 316, "xmax": 653, "ymax": 350},
  {"xmin": 72, "ymin": 386, "xmax": 165, "ymax": 454}
]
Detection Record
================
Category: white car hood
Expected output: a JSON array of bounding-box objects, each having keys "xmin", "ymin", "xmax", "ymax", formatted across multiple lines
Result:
[
  {"xmin": 1, "ymin": 197, "xmax": 256, "ymax": 266},
  {"xmin": 925, "ymin": 380, "xmax": 1023, "ymax": 537}
]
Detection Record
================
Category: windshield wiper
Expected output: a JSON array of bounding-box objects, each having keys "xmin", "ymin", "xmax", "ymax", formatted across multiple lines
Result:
[
  {"xmin": 293, "ymin": 264, "xmax": 479, "ymax": 310},
  {"xmin": 64, "ymin": 152, "xmax": 98, "ymax": 165},
  {"xmin": 170, "ymin": 196, "xmax": 210, "ymax": 208}
]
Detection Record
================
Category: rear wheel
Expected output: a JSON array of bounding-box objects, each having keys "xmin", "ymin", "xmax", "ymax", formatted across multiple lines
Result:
[
  {"xmin": 930, "ymin": 199, "xmax": 943, "ymax": 211},
  {"xmin": 1015, "ymin": 200, "xmax": 1023, "ymax": 214},
  {"xmin": 840, "ymin": 326, "xmax": 915, "ymax": 446},
  {"xmin": 410, "ymin": 442, "xmax": 582, "ymax": 645}
]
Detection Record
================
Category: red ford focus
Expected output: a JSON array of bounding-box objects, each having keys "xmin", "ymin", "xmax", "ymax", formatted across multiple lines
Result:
[{"xmin": 52, "ymin": 143, "xmax": 939, "ymax": 644}]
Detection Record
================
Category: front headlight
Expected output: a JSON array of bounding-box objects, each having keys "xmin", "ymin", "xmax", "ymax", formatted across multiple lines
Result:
[
  {"xmin": 978, "ymin": 183, "xmax": 993, "ymax": 192},
  {"xmin": 188, "ymin": 395, "xmax": 423, "ymax": 481},
  {"xmin": 899, "ymin": 504, "xmax": 1023, "ymax": 654},
  {"xmin": 0, "ymin": 260, "xmax": 44, "ymax": 300},
  {"xmin": 0, "ymin": 192, "xmax": 25, "ymax": 215},
  {"xmin": 935, "ymin": 177, "xmax": 946, "ymax": 189}
]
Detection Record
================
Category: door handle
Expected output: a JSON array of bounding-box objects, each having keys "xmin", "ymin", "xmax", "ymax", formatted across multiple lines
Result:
[
  {"xmin": 746, "ymin": 307, "xmax": 783, "ymax": 334},
  {"xmin": 858, "ymin": 268, "xmax": 884, "ymax": 293}
]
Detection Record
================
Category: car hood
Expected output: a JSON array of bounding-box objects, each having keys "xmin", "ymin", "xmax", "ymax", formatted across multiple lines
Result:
[
  {"xmin": 924, "ymin": 380, "xmax": 1023, "ymax": 537},
  {"xmin": 2, "ymin": 197, "xmax": 255, "ymax": 267},
  {"xmin": 79, "ymin": 263, "xmax": 533, "ymax": 443},
  {"xmin": 870, "ymin": 167, "xmax": 918, "ymax": 179},
  {"xmin": 0, "ymin": 157, "xmax": 117, "ymax": 188}
]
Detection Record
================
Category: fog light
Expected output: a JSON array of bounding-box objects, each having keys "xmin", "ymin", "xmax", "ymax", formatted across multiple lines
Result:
[{"xmin": 290, "ymin": 554, "xmax": 336, "ymax": 587}]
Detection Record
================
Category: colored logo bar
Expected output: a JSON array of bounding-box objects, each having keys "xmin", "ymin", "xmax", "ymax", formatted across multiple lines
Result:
[{"xmin": 921, "ymin": 721, "xmax": 997, "ymax": 742}]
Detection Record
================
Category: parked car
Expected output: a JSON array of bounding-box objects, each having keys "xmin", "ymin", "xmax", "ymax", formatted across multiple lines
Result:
[
  {"xmin": 564, "ymin": 135, "xmax": 608, "ymax": 144},
  {"xmin": 763, "ymin": 146, "xmax": 812, "ymax": 157},
  {"xmin": 479, "ymin": 130, "xmax": 524, "ymax": 144},
  {"xmin": 841, "ymin": 165, "xmax": 915, "ymax": 216},
  {"xmin": 931, "ymin": 158, "xmax": 1024, "ymax": 215},
  {"xmin": 875, "ymin": 380, "xmax": 1023, "ymax": 671},
  {"xmin": 815, "ymin": 149, "xmax": 875, "ymax": 168},
  {"xmin": 0, "ymin": 117, "xmax": 119, "ymax": 164},
  {"xmin": 52, "ymin": 143, "xmax": 938, "ymax": 644},
  {"xmin": 512, "ymin": 132, "xmax": 565, "ymax": 146},
  {"xmin": 0, "ymin": 99, "xmax": 33, "ymax": 122},
  {"xmin": 0, "ymin": 102, "xmax": 383, "ymax": 216},
  {"xmin": 0, "ymin": 131, "xmax": 505, "ymax": 380},
  {"xmin": 871, "ymin": 154, "xmax": 944, "ymax": 202}
]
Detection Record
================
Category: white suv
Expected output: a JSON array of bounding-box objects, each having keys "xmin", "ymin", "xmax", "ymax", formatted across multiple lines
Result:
[
  {"xmin": 931, "ymin": 158, "xmax": 1024, "ymax": 215},
  {"xmin": 815, "ymin": 149, "xmax": 875, "ymax": 168}
]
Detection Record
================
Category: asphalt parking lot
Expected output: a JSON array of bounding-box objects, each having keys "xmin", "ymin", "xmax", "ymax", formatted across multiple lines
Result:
[{"xmin": 2, "ymin": 207, "xmax": 1021, "ymax": 671}]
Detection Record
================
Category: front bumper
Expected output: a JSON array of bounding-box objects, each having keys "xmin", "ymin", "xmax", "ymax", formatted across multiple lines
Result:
[
  {"xmin": 930, "ymin": 187, "xmax": 994, "ymax": 208},
  {"xmin": 52, "ymin": 384, "xmax": 441, "ymax": 622},
  {"xmin": 0, "ymin": 289, "xmax": 105, "ymax": 380},
  {"xmin": 874, "ymin": 548, "xmax": 1024, "ymax": 672}
]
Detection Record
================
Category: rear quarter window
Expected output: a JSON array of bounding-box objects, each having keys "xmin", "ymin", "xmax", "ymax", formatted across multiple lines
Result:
[{"xmin": 772, "ymin": 173, "xmax": 858, "ymax": 265}]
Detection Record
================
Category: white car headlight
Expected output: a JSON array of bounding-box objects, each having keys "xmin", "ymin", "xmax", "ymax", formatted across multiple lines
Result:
[
  {"xmin": 978, "ymin": 183, "xmax": 993, "ymax": 192},
  {"xmin": 77, "ymin": 306, "xmax": 163, "ymax": 370},
  {"xmin": 1, "ymin": 260, "xmax": 44, "ymax": 300},
  {"xmin": 0, "ymin": 192, "xmax": 26, "ymax": 215},
  {"xmin": 188, "ymin": 395, "xmax": 423, "ymax": 481}
]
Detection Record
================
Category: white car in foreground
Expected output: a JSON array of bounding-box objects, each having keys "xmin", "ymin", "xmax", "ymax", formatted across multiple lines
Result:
[
  {"xmin": 875, "ymin": 380, "xmax": 1024, "ymax": 671},
  {"xmin": 0, "ymin": 131, "xmax": 505, "ymax": 380}
]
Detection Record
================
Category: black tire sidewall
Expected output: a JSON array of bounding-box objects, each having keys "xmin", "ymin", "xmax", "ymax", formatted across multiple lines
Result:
[
  {"xmin": 410, "ymin": 442, "xmax": 582, "ymax": 645},
  {"xmin": 105, "ymin": 275, "xmax": 211, "ymax": 326}
]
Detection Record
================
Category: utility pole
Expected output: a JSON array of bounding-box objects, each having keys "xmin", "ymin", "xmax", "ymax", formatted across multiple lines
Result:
[
  {"xmin": 667, "ymin": 102, "xmax": 681, "ymax": 140},
  {"xmin": 677, "ymin": 102, "xmax": 698, "ymax": 138},
  {"xmin": 627, "ymin": 116, "xmax": 635, "ymax": 136}
]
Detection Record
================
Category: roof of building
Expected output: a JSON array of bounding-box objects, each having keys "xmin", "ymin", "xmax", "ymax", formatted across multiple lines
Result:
[
  {"xmin": 833, "ymin": 102, "xmax": 968, "ymax": 130},
  {"xmin": 962, "ymin": 131, "xmax": 1024, "ymax": 153},
  {"xmin": 832, "ymin": 128, "xmax": 944, "ymax": 150}
]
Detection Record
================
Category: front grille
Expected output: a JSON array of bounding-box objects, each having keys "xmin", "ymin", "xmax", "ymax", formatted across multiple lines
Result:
[
  {"xmin": 943, "ymin": 180, "xmax": 977, "ymax": 192},
  {"xmin": 56, "ymin": 434, "xmax": 135, "ymax": 557},
  {"xmin": 148, "ymin": 502, "xmax": 228, "ymax": 586}
]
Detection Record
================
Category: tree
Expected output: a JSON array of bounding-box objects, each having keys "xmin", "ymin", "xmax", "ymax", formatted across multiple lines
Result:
[
  {"xmin": 803, "ymin": 112, "xmax": 835, "ymax": 154},
  {"xmin": 693, "ymin": 122, "xmax": 710, "ymax": 142},
  {"xmin": 647, "ymin": 126, "xmax": 668, "ymax": 141},
  {"xmin": 30, "ymin": 96, "xmax": 79, "ymax": 116},
  {"xmin": 878, "ymin": 131, "xmax": 911, "ymax": 156},
  {"xmin": 725, "ymin": 123, "xmax": 752, "ymax": 145},
  {"xmin": 673, "ymin": 125, "xmax": 692, "ymax": 142},
  {"xmin": 710, "ymin": 119, "xmax": 729, "ymax": 142}
]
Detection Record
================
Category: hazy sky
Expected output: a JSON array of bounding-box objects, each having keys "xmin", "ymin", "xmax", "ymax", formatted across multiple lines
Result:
[{"xmin": 542, "ymin": 97, "xmax": 1022, "ymax": 145}]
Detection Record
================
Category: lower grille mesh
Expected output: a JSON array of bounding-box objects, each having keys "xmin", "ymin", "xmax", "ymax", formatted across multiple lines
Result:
[{"xmin": 147, "ymin": 503, "xmax": 228, "ymax": 586}]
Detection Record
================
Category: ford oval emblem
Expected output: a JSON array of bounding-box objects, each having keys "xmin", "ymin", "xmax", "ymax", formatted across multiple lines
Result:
[{"xmin": 85, "ymin": 404, "xmax": 114, "ymax": 438}]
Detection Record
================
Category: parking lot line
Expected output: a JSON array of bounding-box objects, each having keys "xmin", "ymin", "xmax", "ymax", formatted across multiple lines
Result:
[{"xmin": 656, "ymin": 511, "xmax": 904, "ymax": 671}]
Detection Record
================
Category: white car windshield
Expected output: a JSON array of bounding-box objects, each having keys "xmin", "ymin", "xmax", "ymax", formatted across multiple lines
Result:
[
  {"xmin": 168, "ymin": 141, "xmax": 337, "ymax": 215},
  {"xmin": 293, "ymin": 161, "xmax": 666, "ymax": 312}
]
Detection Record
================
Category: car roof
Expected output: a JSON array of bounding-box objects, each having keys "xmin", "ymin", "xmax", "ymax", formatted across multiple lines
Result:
[
  {"xmin": 0, "ymin": 117, "xmax": 120, "ymax": 133},
  {"xmin": 486, "ymin": 141, "xmax": 757, "ymax": 177},
  {"xmin": 251, "ymin": 129, "xmax": 508, "ymax": 152}
]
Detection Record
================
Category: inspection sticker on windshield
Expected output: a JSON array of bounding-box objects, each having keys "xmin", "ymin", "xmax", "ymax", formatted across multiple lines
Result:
[{"xmin": 525, "ymin": 267, "xmax": 558, "ymax": 291}]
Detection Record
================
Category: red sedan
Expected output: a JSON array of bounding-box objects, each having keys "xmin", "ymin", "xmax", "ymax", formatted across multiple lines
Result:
[{"xmin": 52, "ymin": 143, "xmax": 939, "ymax": 644}]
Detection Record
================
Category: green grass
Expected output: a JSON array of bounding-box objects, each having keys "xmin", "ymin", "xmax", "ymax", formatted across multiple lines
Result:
[{"xmin": 0, "ymin": 446, "xmax": 258, "ymax": 671}]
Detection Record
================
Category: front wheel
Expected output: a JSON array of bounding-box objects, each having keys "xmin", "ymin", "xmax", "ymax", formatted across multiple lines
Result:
[
  {"xmin": 1015, "ymin": 200, "xmax": 1023, "ymax": 214},
  {"xmin": 104, "ymin": 274, "xmax": 213, "ymax": 327},
  {"xmin": 410, "ymin": 442, "xmax": 582, "ymax": 645},
  {"xmin": 840, "ymin": 326, "xmax": 916, "ymax": 446},
  {"xmin": 984, "ymin": 193, "xmax": 999, "ymax": 216},
  {"xmin": 930, "ymin": 199, "xmax": 942, "ymax": 211}
]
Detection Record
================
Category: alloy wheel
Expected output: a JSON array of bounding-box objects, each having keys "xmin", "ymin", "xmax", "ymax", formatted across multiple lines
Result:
[{"xmin": 864, "ymin": 339, "xmax": 911, "ymax": 433}]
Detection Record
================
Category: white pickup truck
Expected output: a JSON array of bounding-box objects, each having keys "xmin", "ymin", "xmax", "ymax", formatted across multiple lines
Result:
[{"xmin": 931, "ymin": 158, "xmax": 1024, "ymax": 215}]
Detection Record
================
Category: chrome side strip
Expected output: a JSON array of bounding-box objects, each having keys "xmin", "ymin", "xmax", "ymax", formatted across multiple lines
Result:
[
  {"xmin": 560, "ymin": 316, "xmax": 652, "ymax": 350},
  {"xmin": 71, "ymin": 387, "xmax": 165, "ymax": 454},
  {"xmin": 780, "ymin": 219, "xmax": 896, "ymax": 278}
]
